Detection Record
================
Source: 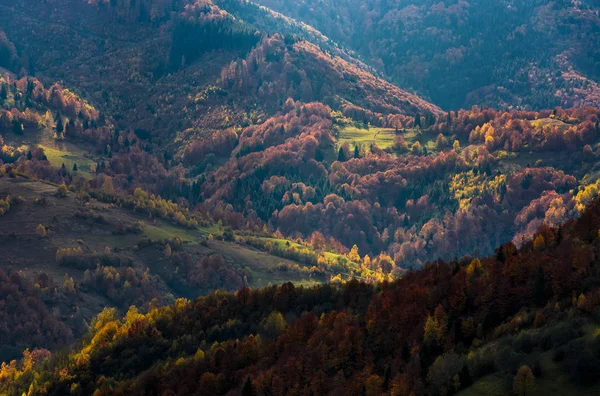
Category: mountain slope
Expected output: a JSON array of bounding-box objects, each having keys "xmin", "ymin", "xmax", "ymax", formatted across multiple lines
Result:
[
  {"xmin": 252, "ymin": 0, "xmax": 600, "ymax": 110},
  {"xmin": 4, "ymin": 196, "xmax": 600, "ymax": 395},
  {"xmin": 194, "ymin": 105, "xmax": 600, "ymax": 267},
  {"xmin": 0, "ymin": 0, "xmax": 439, "ymax": 146}
]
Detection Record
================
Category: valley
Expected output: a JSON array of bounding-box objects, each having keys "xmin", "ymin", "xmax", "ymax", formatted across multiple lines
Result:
[{"xmin": 0, "ymin": 0, "xmax": 599, "ymax": 394}]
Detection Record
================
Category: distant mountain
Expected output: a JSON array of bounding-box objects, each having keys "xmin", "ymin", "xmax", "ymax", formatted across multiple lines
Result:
[
  {"xmin": 252, "ymin": 0, "xmax": 600, "ymax": 110},
  {"xmin": 0, "ymin": 0, "xmax": 438, "ymax": 144}
]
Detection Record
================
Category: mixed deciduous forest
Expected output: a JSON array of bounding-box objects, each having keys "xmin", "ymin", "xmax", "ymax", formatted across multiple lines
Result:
[
  {"xmin": 251, "ymin": 0, "xmax": 600, "ymax": 110},
  {"xmin": 0, "ymin": 0, "xmax": 599, "ymax": 394},
  {"xmin": 5, "ymin": 192, "xmax": 600, "ymax": 395}
]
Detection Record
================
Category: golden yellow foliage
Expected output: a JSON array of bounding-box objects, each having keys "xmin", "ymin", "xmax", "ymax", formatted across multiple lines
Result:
[
  {"xmin": 466, "ymin": 258, "xmax": 482, "ymax": 276},
  {"xmin": 36, "ymin": 224, "xmax": 47, "ymax": 238},
  {"xmin": 577, "ymin": 293, "xmax": 587, "ymax": 310},
  {"xmin": 450, "ymin": 171, "xmax": 506, "ymax": 209},
  {"xmin": 101, "ymin": 176, "xmax": 114, "ymax": 194},
  {"xmin": 63, "ymin": 276, "xmax": 76, "ymax": 293},
  {"xmin": 330, "ymin": 273, "xmax": 344, "ymax": 283},
  {"xmin": 411, "ymin": 141, "xmax": 422, "ymax": 154},
  {"xmin": 513, "ymin": 365, "xmax": 535, "ymax": 396},
  {"xmin": 0, "ymin": 195, "xmax": 11, "ymax": 216},
  {"xmin": 575, "ymin": 181, "xmax": 600, "ymax": 212},
  {"xmin": 533, "ymin": 234, "xmax": 545, "ymax": 250},
  {"xmin": 453, "ymin": 139, "xmax": 461, "ymax": 152},
  {"xmin": 56, "ymin": 182, "xmax": 68, "ymax": 198},
  {"xmin": 348, "ymin": 244, "xmax": 361, "ymax": 262}
]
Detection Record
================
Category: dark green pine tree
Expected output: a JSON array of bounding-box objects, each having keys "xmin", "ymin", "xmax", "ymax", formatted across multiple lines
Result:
[
  {"xmin": 65, "ymin": 119, "xmax": 73, "ymax": 136},
  {"xmin": 72, "ymin": 163, "xmax": 78, "ymax": 172},
  {"xmin": 315, "ymin": 148, "xmax": 324, "ymax": 162},
  {"xmin": 0, "ymin": 83, "xmax": 7, "ymax": 101},
  {"xmin": 26, "ymin": 79, "xmax": 35, "ymax": 99},
  {"xmin": 27, "ymin": 150, "xmax": 32, "ymax": 160},
  {"xmin": 354, "ymin": 145, "xmax": 360, "ymax": 159},
  {"xmin": 55, "ymin": 113, "xmax": 64, "ymax": 133},
  {"xmin": 414, "ymin": 113, "xmax": 421, "ymax": 128},
  {"xmin": 383, "ymin": 365, "xmax": 392, "ymax": 390},
  {"xmin": 241, "ymin": 377, "xmax": 254, "ymax": 396},
  {"xmin": 12, "ymin": 119, "xmax": 23, "ymax": 134},
  {"xmin": 337, "ymin": 146, "xmax": 346, "ymax": 162}
]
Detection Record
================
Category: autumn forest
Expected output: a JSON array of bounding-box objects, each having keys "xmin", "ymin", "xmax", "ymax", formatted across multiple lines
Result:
[{"xmin": 0, "ymin": 0, "xmax": 600, "ymax": 395}]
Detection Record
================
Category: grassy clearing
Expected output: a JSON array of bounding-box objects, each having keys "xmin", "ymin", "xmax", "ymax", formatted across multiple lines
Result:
[
  {"xmin": 338, "ymin": 126, "xmax": 398, "ymax": 150},
  {"xmin": 533, "ymin": 350, "xmax": 593, "ymax": 396},
  {"xmin": 209, "ymin": 240, "xmax": 325, "ymax": 288},
  {"xmin": 458, "ymin": 352, "xmax": 596, "ymax": 396},
  {"xmin": 197, "ymin": 224, "xmax": 221, "ymax": 236},
  {"xmin": 457, "ymin": 373, "xmax": 506, "ymax": 396},
  {"xmin": 258, "ymin": 237, "xmax": 348, "ymax": 263},
  {"xmin": 496, "ymin": 149, "xmax": 573, "ymax": 174},
  {"xmin": 8, "ymin": 127, "xmax": 100, "ymax": 178},
  {"xmin": 338, "ymin": 125, "xmax": 441, "ymax": 155},
  {"xmin": 143, "ymin": 223, "xmax": 201, "ymax": 244},
  {"xmin": 38, "ymin": 144, "xmax": 95, "ymax": 176},
  {"xmin": 530, "ymin": 117, "xmax": 570, "ymax": 131},
  {"xmin": 245, "ymin": 265, "xmax": 322, "ymax": 288}
]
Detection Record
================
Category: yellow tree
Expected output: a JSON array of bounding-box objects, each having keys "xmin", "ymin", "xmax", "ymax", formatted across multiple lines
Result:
[
  {"xmin": 533, "ymin": 234, "xmax": 545, "ymax": 251},
  {"xmin": 348, "ymin": 244, "xmax": 361, "ymax": 262},
  {"xmin": 56, "ymin": 182, "xmax": 68, "ymax": 198},
  {"xmin": 102, "ymin": 176, "xmax": 114, "ymax": 194},
  {"xmin": 411, "ymin": 141, "xmax": 422, "ymax": 154},
  {"xmin": 513, "ymin": 366, "xmax": 535, "ymax": 396},
  {"xmin": 424, "ymin": 316, "xmax": 443, "ymax": 344},
  {"xmin": 363, "ymin": 254, "xmax": 372, "ymax": 269},
  {"xmin": 453, "ymin": 140, "xmax": 461, "ymax": 152},
  {"xmin": 577, "ymin": 293, "xmax": 587, "ymax": 310},
  {"xmin": 260, "ymin": 311, "xmax": 287, "ymax": 339},
  {"xmin": 63, "ymin": 276, "xmax": 76, "ymax": 294},
  {"xmin": 36, "ymin": 224, "xmax": 47, "ymax": 238}
]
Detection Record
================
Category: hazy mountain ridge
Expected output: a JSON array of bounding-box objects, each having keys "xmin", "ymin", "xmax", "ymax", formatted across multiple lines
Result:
[{"xmin": 252, "ymin": 0, "xmax": 600, "ymax": 110}]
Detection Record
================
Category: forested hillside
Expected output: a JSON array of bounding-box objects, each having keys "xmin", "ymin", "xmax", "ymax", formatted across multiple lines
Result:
[
  {"xmin": 253, "ymin": 0, "xmax": 600, "ymax": 110},
  {"xmin": 196, "ymin": 104, "xmax": 600, "ymax": 267},
  {"xmin": 5, "ymin": 194, "xmax": 600, "ymax": 395},
  {"xmin": 0, "ymin": 0, "xmax": 600, "ymax": 394},
  {"xmin": 0, "ymin": 0, "xmax": 599, "ymax": 305}
]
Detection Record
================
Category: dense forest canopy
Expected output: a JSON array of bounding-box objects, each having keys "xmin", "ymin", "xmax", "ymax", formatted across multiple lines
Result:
[
  {"xmin": 0, "ymin": 0, "xmax": 599, "ymax": 394},
  {"xmin": 252, "ymin": 0, "xmax": 600, "ymax": 110},
  {"xmin": 5, "ymin": 193, "xmax": 600, "ymax": 395}
]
